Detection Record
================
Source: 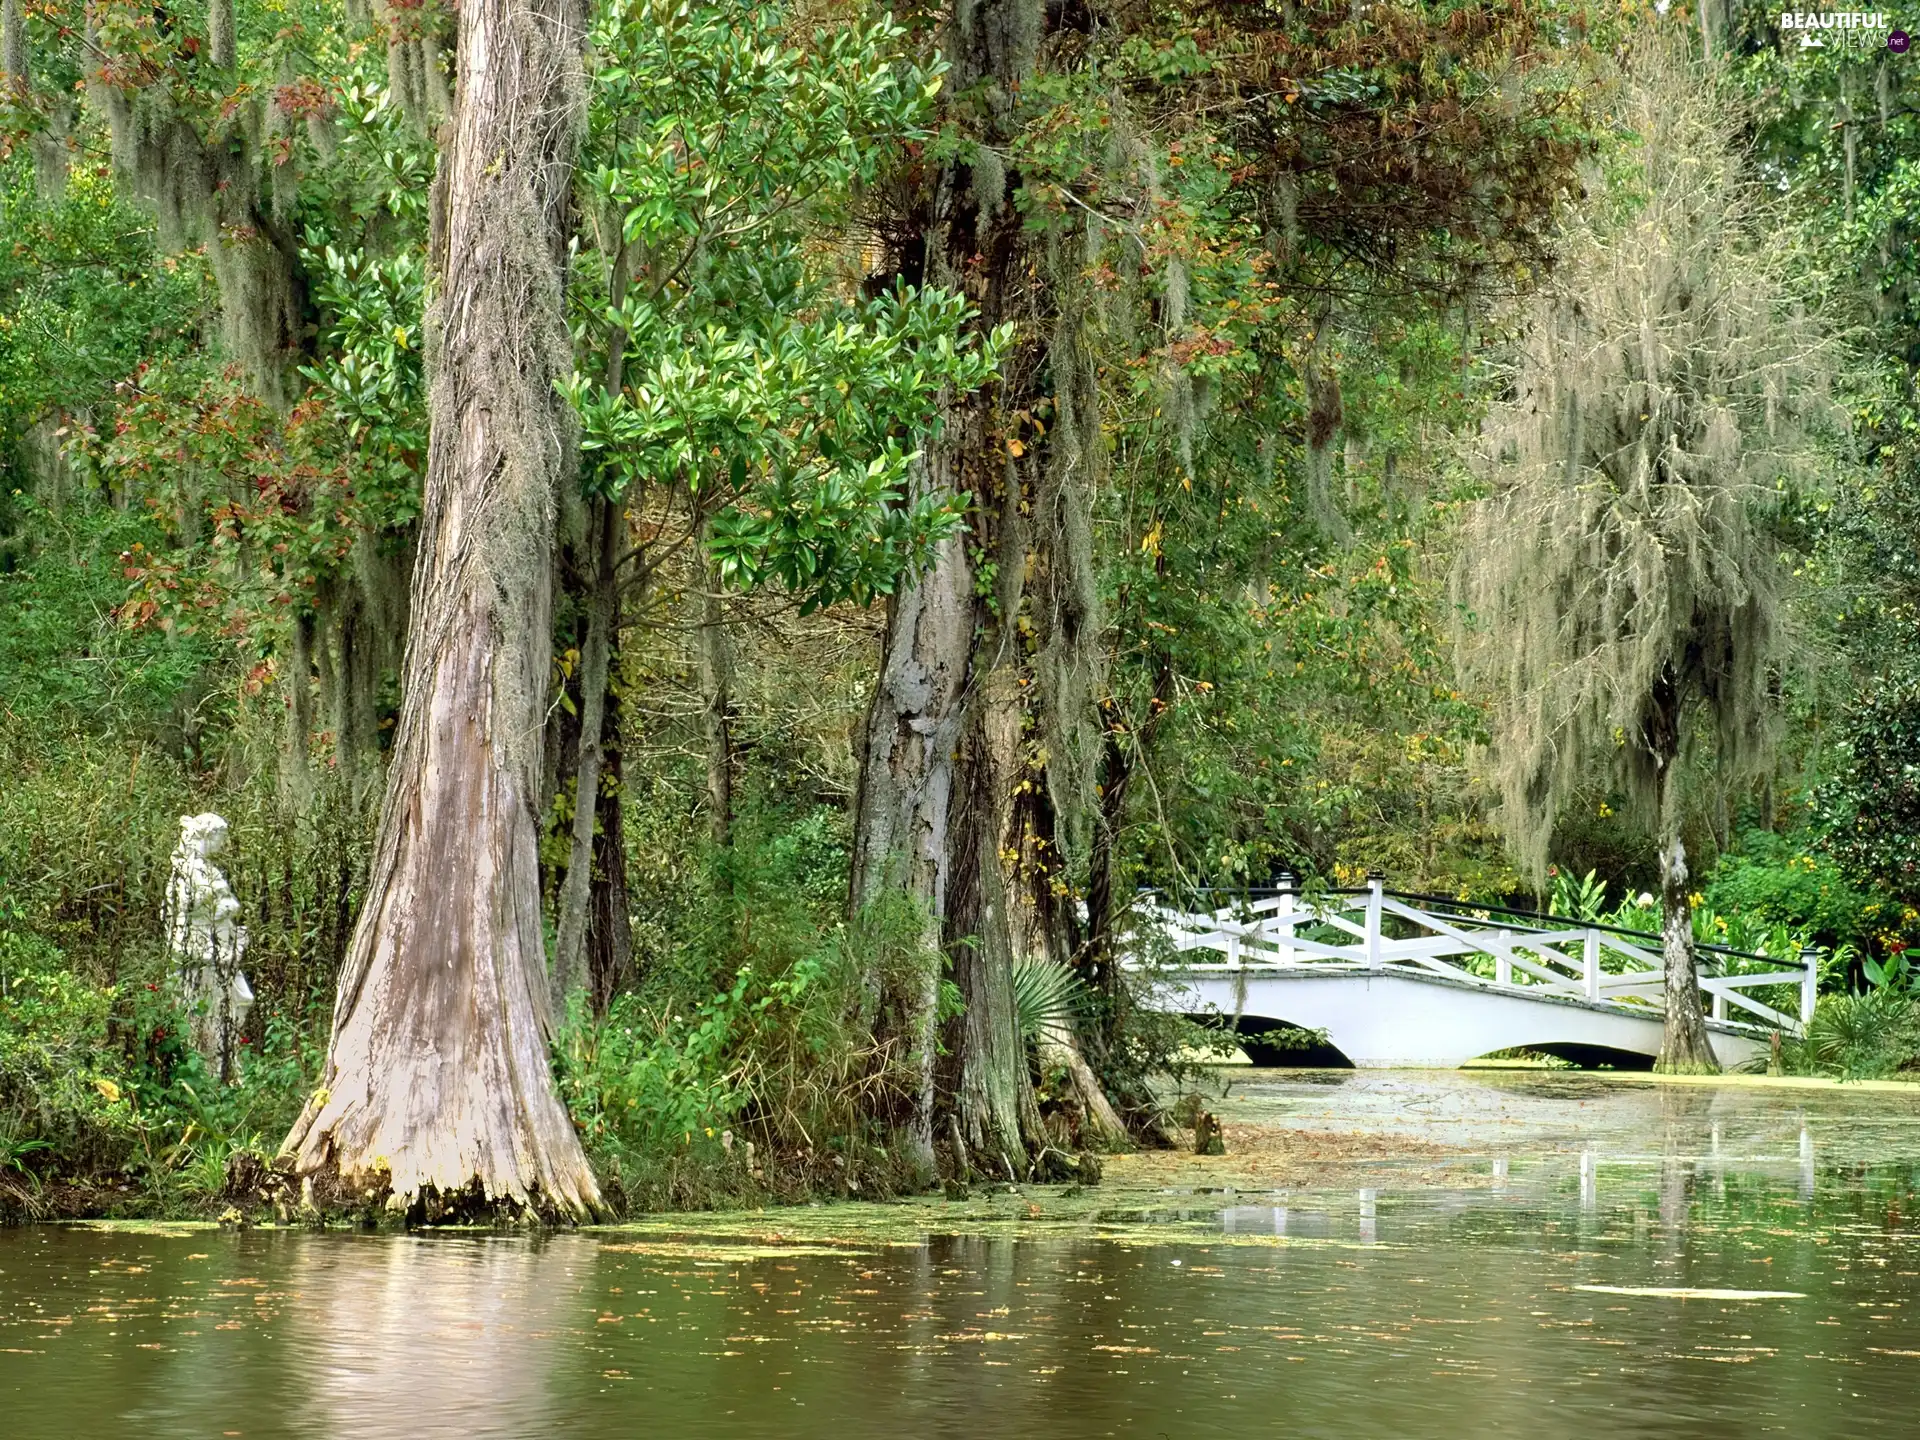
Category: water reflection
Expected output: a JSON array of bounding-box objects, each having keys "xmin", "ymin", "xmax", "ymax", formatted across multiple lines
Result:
[
  {"xmin": 284, "ymin": 1236, "xmax": 573, "ymax": 1437},
  {"xmin": 3, "ymin": 1073, "xmax": 1920, "ymax": 1438}
]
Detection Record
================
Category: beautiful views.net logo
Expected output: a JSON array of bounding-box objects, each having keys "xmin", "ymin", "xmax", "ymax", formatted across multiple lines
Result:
[{"xmin": 1777, "ymin": 11, "xmax": 1907, "ymax": 48}]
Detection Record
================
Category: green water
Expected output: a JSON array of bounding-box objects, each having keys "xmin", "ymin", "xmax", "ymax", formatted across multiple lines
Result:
[{"xmin": 5, "ymin": 1072, "xmax": 1920, "ymax": 1438}]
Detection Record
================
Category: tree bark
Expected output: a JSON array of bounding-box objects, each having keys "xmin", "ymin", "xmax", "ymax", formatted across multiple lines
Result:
[
  {"xmin": 1036, "ymin": 1030, "xmax": 1129, "ymax": 1147},
  {"xmin": 280, "ymin": 0, "xmax": 599, "ymax": 1218},
  {"xmin": 281, "ymin": 610, "xmax": 317, "ymax": 809},
  {"xmin": 1648, "ymin": 673, "xmax": 1718, "ymax": 1075},
  {"xmin": 698, "ymin": 542, "xmax": 736, "ymax": 849},
  {"xmin": 941, "ymin": 658, "xmax": 1048, "ymax": 1176},
  {"xmin": 848, "ymin": 469, "xmax": 972, "ymax": 1182},
  {"xmin": 585, "ymin": 695, "xmax": 633, "ymax": 1015},
  {"xmin": 1081, "ymin": 651, "xmax": 1171, "ymax": 1044},
  {"xmin": 1656, "ymin": 826, "xmax": 1718, "ymax": 1073},
  {"xmin": 848, "ymin": 0, "xmax": 1093, "ymax": 1181}
]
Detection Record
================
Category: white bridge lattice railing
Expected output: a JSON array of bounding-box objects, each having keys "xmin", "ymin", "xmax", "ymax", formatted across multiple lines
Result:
[{"xmin": 1139, "ymin": 875, "xmax": 1817, "ymax": 1034}]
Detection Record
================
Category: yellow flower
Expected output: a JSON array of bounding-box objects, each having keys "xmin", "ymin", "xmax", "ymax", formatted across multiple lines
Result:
[{"xmin": 94, "ymin": 1078, "xmax": 121, "ymax": 1104}]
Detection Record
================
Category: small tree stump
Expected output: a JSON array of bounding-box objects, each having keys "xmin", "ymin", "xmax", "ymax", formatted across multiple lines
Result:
[{"xmin": 1192, "ymin": 1111, "xmax": 1226, "ymax": 1156}]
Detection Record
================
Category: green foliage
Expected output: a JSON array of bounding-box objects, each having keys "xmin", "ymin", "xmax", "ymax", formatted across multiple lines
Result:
[
  {"xmin": 1009, "ymin": 955, "xmax": 1089, "ymax": 1044},
  {"xmin": 1706, "ymin": 831, "xmax": 1873, "ymax": 953},
  {"xmin": 561, "ymin": 972, "xmax": 760, "ymax": 1156},
  {"xmin": 1244, "ymin": 1024, "xmax": 1335, "ymax": 1055},
  {"xmin": 554, "ymin": 780, "xmax": 933, "ymax": 1205},
  {"xmin": 0, "ymin": 922, "xmax": 321, "ymax": 1208},
  {"xmin": 1793, "ymin": 989, "xmax": 1920, "ymax": 1081},
  {"xmin": 0, "ymin": 160, "xmax": 207, "ymax": 494},
  {"xmin": 565, "ymin": 0, "xmax": 1005, "ymax": 612},
  {"xmin": 0, "ymin": 936, "xmax": 137, "ymax": 1176},
  {"xmin": 0, "ymin": 495, "xmax": 223, "ymax": 735},
  {"xmin": 1547, "ymin": 856, "xmax": 1839, "ymax": 974},
  {"xmin": 1815, "ymin": 675, "xmax": 1920, "ymax": 915}
]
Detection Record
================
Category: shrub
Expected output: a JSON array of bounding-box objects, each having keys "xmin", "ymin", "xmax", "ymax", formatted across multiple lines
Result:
[
  {"xmin": 0, "ymin": 934, "xmax": 139, "ymax": 1175},
  {"xmin": 555, "ymin": 864, "xmax": 935, "ymax": 1208},
  {"xmin": 1792, "ymin": 988, "xmax": 1920, "ymax": 1081},
  {"xmin": 1706, "ymin": 830, "xmax": 1872, "ymax": 953},
  {"xmin": 1816, "ymin": 675, "xmax": 1920, "ymax": 911}
]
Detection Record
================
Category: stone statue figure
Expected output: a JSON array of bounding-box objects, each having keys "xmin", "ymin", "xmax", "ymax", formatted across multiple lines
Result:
[{"xmin": 163, "ymin": 813, "xmax": 255, "ymax": 1081}]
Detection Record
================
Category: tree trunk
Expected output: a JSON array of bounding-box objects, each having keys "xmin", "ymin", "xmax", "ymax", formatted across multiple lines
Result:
[
  {"xmin": 1036, "ymin": 1031, "xmax": 1129, "ymax": 1148},
  {"xmin": 585, "ymin": 695, "xmax": 633, "ymax": 1015},
  {"xmin": 698, "ymin": 542, "xmax": 735, "ymax": 849},
  {"xmin": 280, "ymin": 0, "xmax": 599, "ymax": 1218},
  {"xmin": 941, "ymin": 659, "xmax": 1049, "ymax": 1176},
  {"xmin": 1004, "ymin": 681, "xmax": 1128, "ymax": 1152},
  {"xmin": 551, "ymin": 494, "xmax": 620, "ymax": 1014},
  {"xmin": 1082, "ymin": 651, "xmax": 1171, "ymax": 1042},
  {"xmin": 1656, "ymin": 824, "xmax": 1717, "ymax": 1073},
  {"xmin": 848, "ymin": 474, "xmax": 972, "ymax": 1182},
  {"xmin": 1841, "ymin": 73, "xmax": 1856, "ymax": 228},
  {"xmin": 848, "ymin": 0, "xmax": 1092, "ymax": 1181},
  {"xmin": 281, "ymin": 610, "xmax": 317, "ymax": 809},
  {"xmin": 1648, "ymin": 685, "xmax": 1717, "ymax": 1074}
]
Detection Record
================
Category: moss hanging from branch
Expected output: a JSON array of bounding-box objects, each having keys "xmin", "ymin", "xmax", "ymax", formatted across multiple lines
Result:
[
  {"xmin": 88, "ymin": 10, "xmax": 305, "ymax": 407},
  {"xmin": 207, "ymin": 0, "xmax": 234, "ymax": 70},
  {"xmin": 373, "ymin": 0, "xmax": 451, "ymax": 131},
  {"xmin": 1456, "ymin": 39, "xmax": 1843, "ymax": 1070},
  {"xmin": 2, "ymin": 0, "xmax": 25, "ymax": 84},
  {"xmin": 1458, "ymin": 45, "xmax": 1835, "ymax": 876}
]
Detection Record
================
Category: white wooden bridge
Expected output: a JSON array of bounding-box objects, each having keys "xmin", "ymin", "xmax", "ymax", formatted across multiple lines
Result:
[{"xmin": 1131, "ymin": 876, "xmax": 1817, "ymax": 1069}]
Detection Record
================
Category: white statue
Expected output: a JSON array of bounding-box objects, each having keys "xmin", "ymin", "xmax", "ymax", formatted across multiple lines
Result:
[{"xmin": 164, "ymin": 813, "xmax": 255, "ymax": 1081}]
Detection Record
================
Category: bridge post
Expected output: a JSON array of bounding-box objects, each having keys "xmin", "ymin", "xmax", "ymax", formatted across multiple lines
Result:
[
  {"xmin": 1800, "ymin": 947, "xmax": 1819, "ymax": 1029},
  {"xmin": 1365, "ymin": 870, "xmax": 1384, "ymax": 969},
  {"xmin": 1495, "ymin": 930, "xmax": 1511, "ymax": 987},
  {"xmin": 1276, "ymin": 872, "xmax": 1296, "ymax": 968},
  {"xmin": 1583, "ymin": 929, "xmax": 1600, "ymax": 1001}
]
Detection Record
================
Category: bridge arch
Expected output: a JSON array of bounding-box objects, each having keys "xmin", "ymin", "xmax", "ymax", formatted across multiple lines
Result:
[
  {"xmin": 1197, "ymin": 1014, "xmax": 1354, "ymax": 1068},
  {"xmin": 1502, "ymin": 1041, "xmax": 1654, "ymax": 1071},
  {"xmin": 1161, "ymin": 970, "xmax": 1768, "ymax": 1070}
]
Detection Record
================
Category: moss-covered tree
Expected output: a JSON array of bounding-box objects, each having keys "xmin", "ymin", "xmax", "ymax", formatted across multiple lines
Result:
[{"xmin": 1458, "ymin": 42, "xmax": 1835, "ymax": 1072}]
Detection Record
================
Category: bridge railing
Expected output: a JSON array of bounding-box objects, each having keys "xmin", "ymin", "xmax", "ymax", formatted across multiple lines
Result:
[{"xmin": 1138, "ymin": 874, "xmax": 1817, "ymax": 1034}]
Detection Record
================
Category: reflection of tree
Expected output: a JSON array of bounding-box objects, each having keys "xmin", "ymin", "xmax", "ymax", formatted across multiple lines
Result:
[
  {"xmin": 1653, "ymin": 1085, "xmax": 1711, "ymax": 1274},
  {"xmin": 285, "ymin": 1236, "xmax": 568, "ymax": 1433}
]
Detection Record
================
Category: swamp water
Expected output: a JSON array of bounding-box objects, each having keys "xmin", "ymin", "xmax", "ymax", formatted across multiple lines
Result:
[{"xmin": 5, "ymin": 1070, "xmax": 1920, "ymax": 1438}]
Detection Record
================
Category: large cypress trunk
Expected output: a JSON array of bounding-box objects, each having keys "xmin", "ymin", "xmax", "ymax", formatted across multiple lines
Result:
[
  {"xmin": 849, "ymin": 0, "xmax": 1067, "ymax": 1180},
  {"xmin": 940, "ymin": 641, "xmax": 1047, "ymax": 1177},
  {"xmin": 280, "ymin": 0, "xmax": 599, "ymax": 1218},
  {"xmin": 848, "ymin": 468, "xmax": 973, "ymax": 1180}
]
